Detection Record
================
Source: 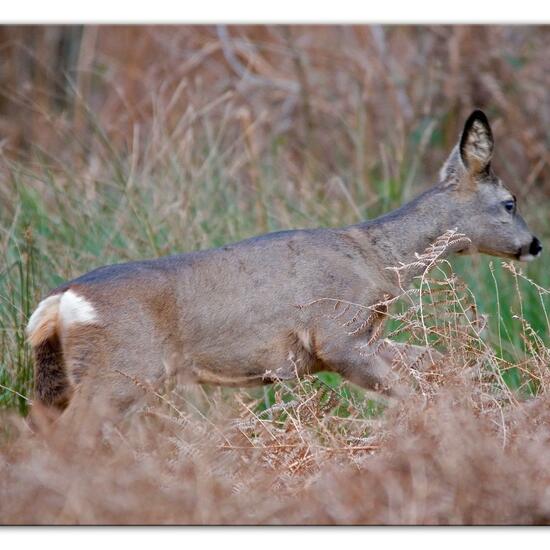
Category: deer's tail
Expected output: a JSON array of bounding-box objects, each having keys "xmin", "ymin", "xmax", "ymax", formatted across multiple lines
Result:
[{"xmin": 27, "ymin": 294, "xmax": 71, "ymax": 410}]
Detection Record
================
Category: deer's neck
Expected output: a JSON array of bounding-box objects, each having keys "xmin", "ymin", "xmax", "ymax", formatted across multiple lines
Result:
[{"xmin": 352, "ymin": 186, "xmax": 462, "ymax": 287}]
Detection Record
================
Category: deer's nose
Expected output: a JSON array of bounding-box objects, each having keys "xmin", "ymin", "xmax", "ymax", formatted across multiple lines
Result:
[{"xmin": 529, "ymin": 237, "xmax": 542, "ymax": 257}]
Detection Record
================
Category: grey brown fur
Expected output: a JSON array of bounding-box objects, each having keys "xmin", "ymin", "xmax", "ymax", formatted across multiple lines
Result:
[{"xmin": 27, "ymin": 110, "xmax": 542, "ymax": 422}]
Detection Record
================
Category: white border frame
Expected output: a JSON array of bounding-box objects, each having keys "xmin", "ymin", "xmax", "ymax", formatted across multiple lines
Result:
[{"xmin": 2, "ymin": 1, "xmax": 550, "ymax": 24}]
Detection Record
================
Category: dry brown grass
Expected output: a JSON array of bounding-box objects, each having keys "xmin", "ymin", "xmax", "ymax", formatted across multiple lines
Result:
[
  {"xmin": 1, "ymin": 250, "xmax": 549, "ymax": 525},
  {"xmin": 2, "ymin": 26, "xmax": 550, "ymax": 199},
  {"xmin": 2, "ymin": 370, "xmax": 550, "ymax": 524}
]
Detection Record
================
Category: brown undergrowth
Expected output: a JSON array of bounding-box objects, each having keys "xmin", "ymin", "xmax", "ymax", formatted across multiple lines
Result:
[{"xmin": 1, "ymin": 250, "xmax": 549, "ymax": 525}]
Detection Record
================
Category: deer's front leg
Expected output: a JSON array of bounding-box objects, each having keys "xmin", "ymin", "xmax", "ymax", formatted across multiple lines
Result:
[{"xmin": 317, "ymin": 335, "xmax": 441, "ymax": 398}]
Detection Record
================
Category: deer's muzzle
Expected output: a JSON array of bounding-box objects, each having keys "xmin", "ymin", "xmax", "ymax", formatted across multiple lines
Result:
[{"xmin": 519, "ymin": 236, "xmax": 542, "ymax": 262}]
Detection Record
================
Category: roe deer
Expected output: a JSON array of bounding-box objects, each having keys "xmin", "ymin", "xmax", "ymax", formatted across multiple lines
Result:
[{"xmin": 27, "ymin": 110, "xmax": 542, "ymax": 422}]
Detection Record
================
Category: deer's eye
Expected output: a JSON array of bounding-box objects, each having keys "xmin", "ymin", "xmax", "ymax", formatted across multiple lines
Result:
[{"xmin": 503, "ymin": 200, "xmax": 516, "ymax": 213}]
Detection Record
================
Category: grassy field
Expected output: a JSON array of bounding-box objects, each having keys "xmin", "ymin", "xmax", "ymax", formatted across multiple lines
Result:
[
  {"xmin": 1, "ymin": 106, "xmax": 548, "ymax": 412},
  {"xmin": 0, "ymin": 26, "xmax": 549, "ymax": 524}
]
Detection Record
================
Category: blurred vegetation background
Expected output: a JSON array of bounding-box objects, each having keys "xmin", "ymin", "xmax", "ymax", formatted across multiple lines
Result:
[
  {"xmin": 0, "ymin": 25, "xmax": 548, "ymax": 412},
  {"xmin": 2, "ymin": 26, "xmax": 550, "ymax": 189}
]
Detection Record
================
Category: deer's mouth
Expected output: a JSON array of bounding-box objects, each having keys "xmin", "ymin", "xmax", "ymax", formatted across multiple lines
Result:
[
  {"xmin": 475, "ymin": 246, "xmax": 524, "ymax": 260},
  {"xmin": 516, "ymin": 237, "xmax": 543, "ymax": 262},
  {"xmin": 517, "ymin": 251, "xmax": 541, "ymax": 262}
]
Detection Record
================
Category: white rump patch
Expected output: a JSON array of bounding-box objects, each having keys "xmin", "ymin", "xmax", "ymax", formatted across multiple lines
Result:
[
  {"xmin": 59, "ymin": 290, "xmax": 98, "ymax": 327},
  {"xmin": 26, "ymin": 294, "xmax": 61, "ymax": 336}
]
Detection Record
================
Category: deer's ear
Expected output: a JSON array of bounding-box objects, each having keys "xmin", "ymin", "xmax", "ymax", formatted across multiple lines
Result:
[
  {"xmin": 439, "ymin": 145, "xmax": 462, "ymax": 183},
  {"xmin": 459, "ymin": 110, "xmax": 493, "ymax": 176}
]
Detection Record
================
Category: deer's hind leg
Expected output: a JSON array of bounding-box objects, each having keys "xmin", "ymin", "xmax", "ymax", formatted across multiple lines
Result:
[{"xmin": 57, "ymin": 324, "xmax": 152, "ymax": 436}]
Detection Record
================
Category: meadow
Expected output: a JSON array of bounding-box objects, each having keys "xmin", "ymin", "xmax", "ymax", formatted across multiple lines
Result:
[{"xmin": 0, "ymin": 25, "xmax": 549, "ymax": 524}]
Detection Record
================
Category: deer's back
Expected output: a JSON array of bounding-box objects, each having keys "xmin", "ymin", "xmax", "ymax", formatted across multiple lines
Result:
[{"xmin": 48, "ymin": 227, "xmax": 388, "ymax": 382}]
